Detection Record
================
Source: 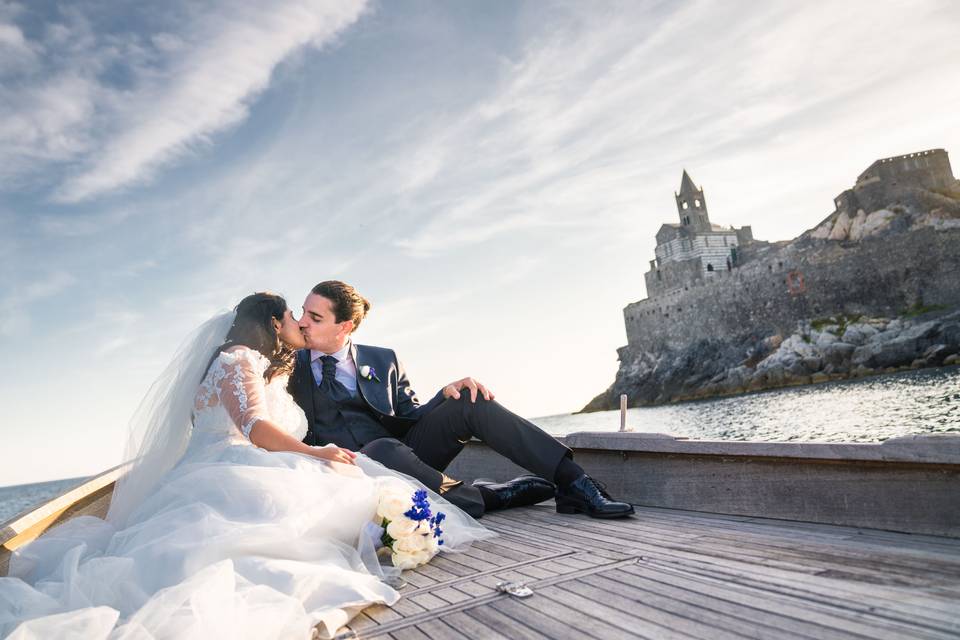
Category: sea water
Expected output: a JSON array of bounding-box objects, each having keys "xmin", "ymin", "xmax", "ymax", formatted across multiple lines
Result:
[
  {"xmin": 536, "ymin": 366, "xmax": 960, "ymax": 441},
  {"xmin": 3, "ymin": 367, "xmax": 958, "ymax": 524},
  {"xmin": 0, "ymin": 477, "xmax": 89, "ymax": 524}
]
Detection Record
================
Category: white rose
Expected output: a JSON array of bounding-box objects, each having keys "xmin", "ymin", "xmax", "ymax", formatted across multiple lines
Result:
[
  {"xmin": 394, "ymin": 533, "xmax": 428, "ymax": 553},
  {"xmin": 414, "ymin": 520, "xmax": 431, "ymax": 535},
  {"xmin": 411, "ymin": 549, "xmax": 434, "ymax": 565},
  {"xmin": 391, "ymin": 551, "xmax": 420, "ymax": 570},
  {"xmin": 425, "ymin": 535, "xmax": 440, "ymax": 554},
  {"xmin": 386, "ymin": 518, "xmax": 418, "ymax": 539},
  {"xmin": 377, "ymin": 494, "xmax": 409, "ymax": 522}
]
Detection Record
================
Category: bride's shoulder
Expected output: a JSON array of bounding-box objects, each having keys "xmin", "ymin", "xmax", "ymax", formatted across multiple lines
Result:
[{"xmin": 217, "ymin": 345, "xmax": 270, "ymax": 370}]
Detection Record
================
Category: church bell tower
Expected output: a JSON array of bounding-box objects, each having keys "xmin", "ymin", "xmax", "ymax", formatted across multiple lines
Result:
[{"xmin": 675, "ymin": 170, "xmax": 711, "ymax": 232}]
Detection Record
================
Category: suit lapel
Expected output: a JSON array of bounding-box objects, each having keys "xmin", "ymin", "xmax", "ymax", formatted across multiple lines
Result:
[
  {"xmin": 351, "ymin": 342, "xmax": 368, "ymax": 402},
  {"xmin": 353, "ymin": 343, "xmax": 389, "ymax": 415}
]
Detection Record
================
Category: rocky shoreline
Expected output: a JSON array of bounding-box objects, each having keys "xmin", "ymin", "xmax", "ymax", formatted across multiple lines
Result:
[{"xmin": 582, "ymin": 307, "xmax": 960, "ymax": 411}]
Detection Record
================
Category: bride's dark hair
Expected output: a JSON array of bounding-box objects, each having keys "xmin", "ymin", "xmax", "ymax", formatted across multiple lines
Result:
[{"xmin": 209, "ymin": 292, "xmax": 296, "ymax": 382}]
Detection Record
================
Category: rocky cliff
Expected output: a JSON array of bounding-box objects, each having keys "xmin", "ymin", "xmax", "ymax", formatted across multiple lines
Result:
[{"xmin": 583, "ymin": 187, "xmax": 960, "ymax": 411}]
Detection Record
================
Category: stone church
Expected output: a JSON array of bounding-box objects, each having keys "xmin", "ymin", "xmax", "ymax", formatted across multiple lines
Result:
[{"xmin": 643, "ymin": 170, "xmax": 755, "ymax": 298}]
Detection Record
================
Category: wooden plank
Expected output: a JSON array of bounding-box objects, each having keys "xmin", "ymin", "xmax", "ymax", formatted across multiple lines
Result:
[
  {"xmin": 641, "ymin": 549, "xmax": 960, "ymax": 618},
  {"xmin": 361, "ymin": 604, "xmax": 403, "ymax": 625},
  {"xmin": 459, "ymin": 606, "xmax": 550, "ymax": 640},
  {"xmin": 398, "ymin": 551, "xmax": 577, "ymax": 600},
  {"xmin": 635, "ymin": 507, "xmax": 960, "ymax": 561},
  {"xmin": 543, "ymin": 581, "xmax": 740, "ymax": 640},
  {"xmin": 351, "ymin": 503, "xmax": 960, "ymax": 638},
  {"xmin": 634, "ymin": 556, "xmax": 960, "ymax": 631},
  {"xmin": 483, "ymin": 516, "xmax": 638, "ymax": 558},
  {"xmin": 344, "ymin": 612, "xmax": 380, "ymax": 632},
  {"xmin": 483, "ymin": 528, "xmax": 574, "ymax": 554},
  {"xmin": 511, "ymin": 559, "xmax": 582, "ymax": 578},
  {"xmin": 488, "ymin": 593, "xmax": 648, "ymax": 640},
  {"xmin": 364, "ymin": 597, "xmax": 425, "ymax": 623},
  {"xmin": 499, "ymin": 508, "xmax": 960, "ymax": 591},
  {"xmin": 407, "ymin": 592, "xmax": 452, "ymax": 611},
  {"xmin": 576, "ymin": 571, "xmax": 819, "ymax": 640},
  {"xmin": 451, "ymin": 581, "xmax": 493, "ymax": 598},
  {"xmin": 425, "ymin": 586, "xmax": 474, "ymax": 605},
  {"xmin": 468, "ymin": 540, "xmax": 541, "ymax": 562},
  {"xmin": 456, "ymin": 544, "xmax": 538, "ymax": 568},
  {"xmin": 545, "ymin": 554, "xmax": 601, "ymax": 571},
  {"xmin": 400, "ymin": 570, "xmax": 438, "ymax": 589},
  {"xmin": 387, "ymin": 628, "xmax": 430, "ymax": 640},
  {"xmin": 555, "ymin": 577, "xmax": 765, "ymax": 640},
  {"xmin": 426, "ymin": 555, "xmax": 483, "ymax": 577},
  {"xmin": 409, "ymin": 619, "xmax": 471, "ymax": 640},
  {"xmin": 409, "ymin": 562, "xmax": 463, "ymax": 583},
  {"xmin": 505, "ymin": 562, "xmax": 562, "ymax": 581},
  {"xmin": 616, "ymin": 563, "xmax": 955, "ymax": 640}
]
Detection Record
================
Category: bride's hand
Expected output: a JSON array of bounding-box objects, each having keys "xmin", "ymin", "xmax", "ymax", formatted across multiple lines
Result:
[{"xmin": 310, "ymin": 446, "xmax": 358, "ymax": 465}]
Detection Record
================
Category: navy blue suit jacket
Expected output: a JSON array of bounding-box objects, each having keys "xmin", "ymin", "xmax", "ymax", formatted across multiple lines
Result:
[{"xmin": 289, "ymin": 343, "xmax": 445, "ymax": 440}]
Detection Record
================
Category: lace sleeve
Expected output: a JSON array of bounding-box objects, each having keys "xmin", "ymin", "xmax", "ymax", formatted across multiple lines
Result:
[{"xmin": 217, "ymin": 348, "xmax": 271, "ymax": 439}]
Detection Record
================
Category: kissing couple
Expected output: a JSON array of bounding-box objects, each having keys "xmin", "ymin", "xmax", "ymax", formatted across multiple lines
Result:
[
  {"xmin": 291, "ymin": 280, "xmax": 635, "ymax": 520},
  {"xmin": 0, "ymin": 281, "xmax": 631, "ymax": 639}
]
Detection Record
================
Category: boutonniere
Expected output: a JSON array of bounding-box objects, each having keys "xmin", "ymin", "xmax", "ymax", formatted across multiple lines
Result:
[{"xmin": 359, "ymin": 365, "xmax": 381, "ymax": 383}]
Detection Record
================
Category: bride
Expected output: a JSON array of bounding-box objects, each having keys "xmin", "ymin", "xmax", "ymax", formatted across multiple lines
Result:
[{"xmin": 0, "ymin": 292, "xmax": 492, "ymax": 639}]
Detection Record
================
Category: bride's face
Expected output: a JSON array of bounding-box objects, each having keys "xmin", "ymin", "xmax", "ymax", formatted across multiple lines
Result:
[{"xmin": 276, "ymin": 309, "xmax": 307, "ymax": 349}]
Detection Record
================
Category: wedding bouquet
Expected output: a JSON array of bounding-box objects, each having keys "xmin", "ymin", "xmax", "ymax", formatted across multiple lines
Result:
[{"xmin": 375, "ymin": 487, "xmax": 445, "ymax": 570}]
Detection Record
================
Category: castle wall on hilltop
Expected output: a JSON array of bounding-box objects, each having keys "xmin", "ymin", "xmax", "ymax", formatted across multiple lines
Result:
[
  {"xmin": 835, "ymin": 149, "xmax": 958, "ymax": 216},
  {"xmin": 623, "ymin": 228, "xmax": 960, "ymax": 354}
]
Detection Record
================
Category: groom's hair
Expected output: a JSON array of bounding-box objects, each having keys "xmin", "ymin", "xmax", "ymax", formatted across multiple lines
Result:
[{"xmin": 311, "ymin": 280, "xmax": 371, "ymax": 332}]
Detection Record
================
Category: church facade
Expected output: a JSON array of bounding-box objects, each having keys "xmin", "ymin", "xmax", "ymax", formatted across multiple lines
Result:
[{"xmin": 643, "ymin": 170, "xmax": 754, "ymax": 298}]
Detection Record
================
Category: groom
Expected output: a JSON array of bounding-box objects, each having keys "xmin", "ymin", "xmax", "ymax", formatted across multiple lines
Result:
[{"xmin": 289, "ymin": 280, "xmax": 634, "ymax": 519}]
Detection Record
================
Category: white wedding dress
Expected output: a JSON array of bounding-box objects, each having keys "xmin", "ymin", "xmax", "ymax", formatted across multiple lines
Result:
[{"xmin": 0, "ymin": 347, "xmax": 491, "ymax": 640}]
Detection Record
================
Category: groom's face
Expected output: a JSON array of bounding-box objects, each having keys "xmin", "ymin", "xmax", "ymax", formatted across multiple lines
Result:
[{"xmin": 300, "ymin": 293, "xmax": 354, "ymax": 353}]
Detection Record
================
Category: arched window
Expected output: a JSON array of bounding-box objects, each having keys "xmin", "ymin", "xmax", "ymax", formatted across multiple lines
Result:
[
  {"xmin": 706, "ymin": 263, "xmax": 714, "ymax": 272},
  {"xmin": 682, "ymin": 201, "xmax": 689, "ymax": 209},
  {"xmin": 694, "ymin": 199, "xmax": 701, "ymax": 207}
]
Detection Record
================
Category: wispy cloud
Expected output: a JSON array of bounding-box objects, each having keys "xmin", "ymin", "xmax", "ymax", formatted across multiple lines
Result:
[
  {"xmin": 372, "ymin": 0, "xmax": 960, "ymax": 255},
  {"xmin": 0, "ymin": 0, "xmax": 367, "ymax": 201},
  {"xmin": 0, "ymin": 270, "xmax": 75, "ymax": 337}
]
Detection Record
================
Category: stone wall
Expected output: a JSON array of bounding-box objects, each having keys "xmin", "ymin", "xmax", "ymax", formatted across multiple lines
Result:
[
  {"xmin": 624, "ymin": 227, "xmax": 960, "ymax": 354},
  {"xmin": 643, "ymin": 257, "xmax": 701, "ymax": 298},
  {"xmin": 835, "ymin": 149, "xmax": 959, "ymax": 216}
]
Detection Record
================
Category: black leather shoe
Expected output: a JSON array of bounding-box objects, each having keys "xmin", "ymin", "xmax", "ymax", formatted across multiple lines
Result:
[
  {"xmin": 555, "ymin": 474, "xmax": 635, "ymax": 518},
  {"xmin": 472, "ymin": 475, "xmax": 556, "ymax": 510}
]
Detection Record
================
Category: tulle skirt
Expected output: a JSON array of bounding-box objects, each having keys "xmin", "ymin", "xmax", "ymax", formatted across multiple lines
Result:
[{"xmin": 0, "ymin": 446, "xmax": 492, "ymax": 639}]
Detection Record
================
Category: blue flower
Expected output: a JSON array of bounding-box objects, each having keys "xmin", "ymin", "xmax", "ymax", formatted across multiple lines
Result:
[
  {"xmin": 429, "ymin": 511, "xmax": 446, "ymax": 540},
  {"xmin": 403, "ymin": 489, "xmax": 433, "ymax": 522}
]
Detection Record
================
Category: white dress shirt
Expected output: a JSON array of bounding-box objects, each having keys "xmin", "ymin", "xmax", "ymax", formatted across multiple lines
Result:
[{"xmin": 310, "ymin": 342, "xmax": 359, "ymax": 396}]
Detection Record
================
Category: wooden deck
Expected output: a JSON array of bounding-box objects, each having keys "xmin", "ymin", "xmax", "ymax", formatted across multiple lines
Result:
[{"xmin": 337, "ymin": 502, "xmax": 960, "ymax": 640}]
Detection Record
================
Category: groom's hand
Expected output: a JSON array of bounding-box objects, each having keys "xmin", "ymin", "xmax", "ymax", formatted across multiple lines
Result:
[{"xmin": 442, "ymin": 377, "xmax": 494, "ymax": 403}]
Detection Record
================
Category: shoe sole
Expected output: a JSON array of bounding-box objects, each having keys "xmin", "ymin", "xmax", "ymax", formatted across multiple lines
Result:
[{"xmin": 556, "ymin": 503, "xmax": 635, "ymax": 518}]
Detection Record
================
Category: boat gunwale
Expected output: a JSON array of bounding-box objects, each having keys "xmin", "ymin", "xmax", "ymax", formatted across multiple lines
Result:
[{"xmin": 0, "ymin": 464, "xmax": 127, "ymax": 576}]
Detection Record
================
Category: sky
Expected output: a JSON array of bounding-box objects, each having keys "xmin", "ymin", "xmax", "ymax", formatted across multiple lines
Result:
[{"xmin": 1, "ymin": 0, "xmax": 959, "ymax": 486}]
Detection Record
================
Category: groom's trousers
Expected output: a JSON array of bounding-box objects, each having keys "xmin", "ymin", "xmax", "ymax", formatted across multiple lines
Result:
[{"xmin": 360, "ymin": 395, "xmax": 570, "ymax": 518}]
